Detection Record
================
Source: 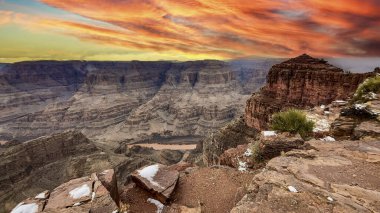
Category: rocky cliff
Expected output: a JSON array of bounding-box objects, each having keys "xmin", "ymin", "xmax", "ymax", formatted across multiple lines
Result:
[
  {"xmin": 0, "ymin": 131, "xmax": 119, "ymax": 212},
  {"xmin": 0, "ymin": 59, "xmax": 276, "ymax": 144},
  {"xmin": 245, "ymin": 54, "xmax": 378, "ymax": 130}
]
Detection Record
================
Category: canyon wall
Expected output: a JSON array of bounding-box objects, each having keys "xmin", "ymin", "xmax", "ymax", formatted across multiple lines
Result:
[
  {"xmin": 0, "ymin": 59, "xmax": 277, "ymax": 144},
  {"xmin": 245, "ymin": 54, "xmax": 379, "ymax": 130},
  {"xmin": 0, "ymin": 131, "xmax": 118, "ymax": 211}
]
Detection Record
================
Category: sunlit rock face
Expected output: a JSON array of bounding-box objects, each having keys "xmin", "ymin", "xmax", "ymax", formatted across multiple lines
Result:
[
  {"xmin": 245, "ymin": 54, "xmax": 379, "ymax": 130},
  {"xmin": 0, "ymin": 59, "xmax": 277, "ymax": 144}
]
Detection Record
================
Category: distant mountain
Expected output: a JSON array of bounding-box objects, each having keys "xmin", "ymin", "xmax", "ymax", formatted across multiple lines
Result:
[{"xmin": 0, "ymin": 59, "xmax": 278, "ymax": 145}]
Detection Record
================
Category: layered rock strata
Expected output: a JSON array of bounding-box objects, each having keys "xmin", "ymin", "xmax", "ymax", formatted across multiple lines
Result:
[
  {"xmin": 0, "ymin": 131, "xmax": 118, "ymax": 212},
  {"xmin": 245, "ymin": 54, "xmax": 379, "ymax": 130},
  {"xmin": 0, "ymin": 59, "xmax": 274, "ymax": 143}
]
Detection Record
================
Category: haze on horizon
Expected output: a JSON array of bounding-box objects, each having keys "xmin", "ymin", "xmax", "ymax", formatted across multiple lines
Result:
[{"xmin": 0, "ymin": 0, "xmax": 380, "ymax": 62}]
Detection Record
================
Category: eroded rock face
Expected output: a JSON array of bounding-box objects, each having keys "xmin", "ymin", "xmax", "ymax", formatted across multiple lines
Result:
[
  {"xmin": 0, "ymin": 59, "xmax": 274, "ymax": 144},
  {"xmin": 0, "ymin": 131, "xmax": 117, "ymax": 212},
  {"xmin": 131, "ymin": 164, "xmax": 179, "ymax": 203},
  {"xmin": 202, "ymin": 118, "xmax": 258, "ymax": 166},
  {"xmin": 245, "ymin": 54, "xmax": 378, "ymax": 130},
  {"xmin": 232, "ymin": 139, "xmax": 380, "ymax": 213}
]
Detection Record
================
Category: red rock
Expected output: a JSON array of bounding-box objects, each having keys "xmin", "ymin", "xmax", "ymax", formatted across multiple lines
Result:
[
  {"xmin": 131, "ymin": 164, "xmax": 179, "ymax": 203},
  {"xmin": 219, "ymin": 144, "xmax": 254, "ymax": 169},
  {"xmin": 44, "ymin": 177, "xmax": 93, "ymax": 210},
  {"xmin": 95, "ymin": 169, "xmax": 120, "ymax": 207},
  {"xmin": 245, "ymin": 54, "xmax": 378, "ymax": 130}
]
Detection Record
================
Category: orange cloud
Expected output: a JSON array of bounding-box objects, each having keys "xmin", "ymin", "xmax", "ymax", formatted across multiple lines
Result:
[{"xmin": 10, "ymin": 0, "xmax": 380, "ymax": 58}]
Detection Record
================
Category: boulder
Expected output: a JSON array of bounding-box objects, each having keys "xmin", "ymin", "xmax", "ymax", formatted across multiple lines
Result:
[
  {"xmin": 11, "ymin": 169, "xmax": 120, "ymax": 213},
  {"xmin": 131, "ymin": 164, "xmax": 179, "ymax": 203},
  {"xmin": 44, "ymin": 177, "xmax": 93, "ymax": 210},
  {"xmin": 259, "ymin": 133, "xmax": 304, "ymax": 160},
  {"xmin": 354, "ymin": 121, "xmax": 380, "ymax": 139},
  {"xmin": 220, "ymin": 144, "xmax": 254, "ymax": 169}
]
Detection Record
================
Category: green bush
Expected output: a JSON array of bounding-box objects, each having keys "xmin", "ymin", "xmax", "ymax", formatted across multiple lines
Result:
[
  {"xmin": 271, "ymin": 109, "xmax": 314, "ymax": 138},
  {"xmin": 352, "ymin": 75, "xmax": 380, "ymax": 103}
]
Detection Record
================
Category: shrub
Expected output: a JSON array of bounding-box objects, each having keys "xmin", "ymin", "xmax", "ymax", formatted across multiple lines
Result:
[
  {"xmin": 352, "ymin": 75, "xmax": 380, "ymax": 103},
  {"xmin": 270, "ymin": 109, "xmax": 314, "ymax": 138},
  {"xmin": 250, "ymin": 142, "xmax": 264, "ymax": 162}
]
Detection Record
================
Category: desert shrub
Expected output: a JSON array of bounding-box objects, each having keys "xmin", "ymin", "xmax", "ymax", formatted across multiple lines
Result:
[
  {"xmin": 271, "ymin": 109, "xmax": 314, "ymax": 138},
  {"xmin": 250, "ymin": 142, "xmax": 264, "ymax": 162},
  {"xmin": 352, "ymin": 75, "xmax": 380, "ymax": 103}
]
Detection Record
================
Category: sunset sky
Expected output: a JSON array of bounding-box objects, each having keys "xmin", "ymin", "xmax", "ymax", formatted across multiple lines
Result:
[{"xmin": 0, "ymin": 0, "xmax": 379, "ymax": 62}]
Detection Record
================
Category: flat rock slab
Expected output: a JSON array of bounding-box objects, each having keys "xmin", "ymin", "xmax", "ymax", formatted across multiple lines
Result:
[
  {"xmin": 232, "ymin": 140, "xmax": 380, "ymax": 213},
  {"xmin": 132, "ymin": 164, "xmax": 179, "ymax": 203},
  {"xmin": 45, "ymin": 177, "xmax": 94, "ymax": 210}
]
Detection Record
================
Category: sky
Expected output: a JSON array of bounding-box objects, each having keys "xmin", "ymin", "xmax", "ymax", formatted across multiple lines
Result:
[{"xmin": 0, "ymin": 0, "xmax": 379, "ymax": 62}]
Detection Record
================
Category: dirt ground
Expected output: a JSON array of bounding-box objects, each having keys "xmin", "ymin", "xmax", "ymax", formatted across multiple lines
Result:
[
  {"xmin": 120, "ymin": 166, "xmax": 257, "ymax": 213},
  {"xmin": 170, "ymin": 167, "xmax": 257, "ymax": 213}
]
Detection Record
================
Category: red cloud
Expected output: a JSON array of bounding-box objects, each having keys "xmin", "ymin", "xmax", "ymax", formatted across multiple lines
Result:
[{"xmin": 37, "ymin": 0, "xmax": 380, "ymax": 57}]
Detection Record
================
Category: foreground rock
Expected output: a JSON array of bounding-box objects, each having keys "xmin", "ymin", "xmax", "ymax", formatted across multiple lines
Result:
[
  {"xmin": 232, "ymin": 140, "xmax": 380, "ymax": 212},
  {"xmin": 11, "ymin": 169, "xmax": 119, "ymax": 213},
  {"xmin": 131, "ymin": 164, "xmax": 180, "ymax": 203},
  {"xmin": 0, "ymin": 131, "xmax": 120, "ymax": 212},
  {"xmin": 245, "ymin": 54, "xmax": 378, "ymax": 130}
]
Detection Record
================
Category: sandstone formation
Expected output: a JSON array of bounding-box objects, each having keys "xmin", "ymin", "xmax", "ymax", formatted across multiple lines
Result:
[
  {"xmin": 11, "ymin": 169, "xmax": 119, "ymax": 213},
  {"xmin": 0, "ymin": 59, "xmax": 275, "ymax": 144},
  {"xmin": 232, "ymin": 139, "xmax": 380, "ymax": 212},
  {"xmin": 131, "ymin": 164, "xmax": 180, "ymax": 203},
  {"xmin": 0, "ymin": 131, "xmax": 120, "ymax": 212},
  {"xmin": 245, "ymin": 54, "xmax": 379, "ymax": 130}
]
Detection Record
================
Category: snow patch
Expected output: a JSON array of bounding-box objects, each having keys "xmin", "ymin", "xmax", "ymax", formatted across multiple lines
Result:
[
  {"xmin": 354, "ymin": 104, "xmax": 367, "ymax": 110},
  {"xmin": 73, "ymin": 202, "xmax": 82, "ymax": 207},
  {"xmin": 35, "ymin": 192, "xmax": 47, "ymax": 199},
  {"xmin": 311, "ymin": 118, "xmax": 330, "ymax": 132},
  {"xmin": 288, "ymin": 186, "xmax": 298, "ymax": 193},
  {"xmin": 69, "ymin": 184, "xmax": 91, "ymax": 199},
  {"xmin": 11, "ymin": 202, "xmax": 38, "ymax": 213},
  {"xmin": 238, "ymin": 161, "xmax": 248, "ymax": 172},
  {"xmin": 262, "ymin": 131, "xmax": 277, "ymax": 137},
  {"xmin": 244, "ymin": 148, "xmax": 253, "ymax": 157},
  {"xmin": 320, "ymin": 105, "xmax": 326, "ymax": 109},
  {"xmin": 320, "ymin": 136, "xmax": 336, "ymax": 142},
  {"xmin": 147, "ymin": 198, "xmax": 164, "ymax": 213},
  {"xmin": 138, "ymin": 165, "xmax": 161, "ymax": 187},
  {"xmin": 327, "ymin": 196, "xmax": 334, "ymax": 202}
]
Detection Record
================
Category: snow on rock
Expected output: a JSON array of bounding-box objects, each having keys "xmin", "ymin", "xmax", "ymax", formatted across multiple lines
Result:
[
  {"xmin": 354, "ymin": 104, "xmax": 367, "ymax": 110},
  {"xmin": 11, "ymin": 202, "xmax": 38, "ymax": 213},
  {"xmin": 238, "ymin": 161, "xmax": 248, "ymax": 172},
  {"xmin": 147, "ymin": 198, "xmax": 164, "ymax": 213},
  {"xmin": 288, "ymin": 186, "xmax": 298, "ymax": 193},
  {"xmin": 320, "ymin": 105, "xmax": 326, "ymax": 109},
  {"xmin": 69, "ymin": 184, "xmax": 91, "ymax": 199},
  {"xmin": 35, "ymin": 191, "xmax": 48, "ymax": 199},
  {"xmin": 262, "ymin": 131, "xmax": 277, "ymax": 137},
  {"xmin": 327, "ymin": 196, "xmax": 334, "ymax": 202},
  {"xmin": 137, "ymin": 164, "xmax": 161, "ymax": 187},
  {"xmin": 321, "ymin": 136, "xmax": 336, "ymax": 142},
  {"xmin": 244, "ymin": 148, "xmax": 253, "ymax": 157},
  {"xmin": 311, "ymin": 119, "xmax": 330, "ymax": 132}
]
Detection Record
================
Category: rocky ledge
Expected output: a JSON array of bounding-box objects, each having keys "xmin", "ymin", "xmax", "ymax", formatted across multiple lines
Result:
[
  {"xmin": 245, "ymin": 54, "xmax": 379, "ymax": 130},
  {"xmin": 232, "ymin": 139, "xmax": 380, "ymax": 212}
]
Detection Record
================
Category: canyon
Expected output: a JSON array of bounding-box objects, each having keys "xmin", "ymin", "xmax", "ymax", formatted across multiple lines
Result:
[
  {"xmin": 0, "ymin": 59, "xmax": 280, "ymax": 146},
  {"xmin": 3, "ymin": 55, "xmax": 380, "ymax": 213}
]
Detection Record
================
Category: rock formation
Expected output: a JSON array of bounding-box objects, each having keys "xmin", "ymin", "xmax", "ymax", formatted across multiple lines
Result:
[
  {"xmin": 232, "ymin": 139, "xmax": 380, "ymax": 212},
  {"xmin": 245, "ymin": 54, "xmax": 379, "ymax": 130},
  {"xmin": 0, "ymin": 131, "xmax": 120, "ymax": 212},
  {"xmin": 11, "ymin": 169, "xmax": 119, "ymax": 213},
  {"xmin": 0, "ymin": 59, "xmax": 275, "ymax": 144}
]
